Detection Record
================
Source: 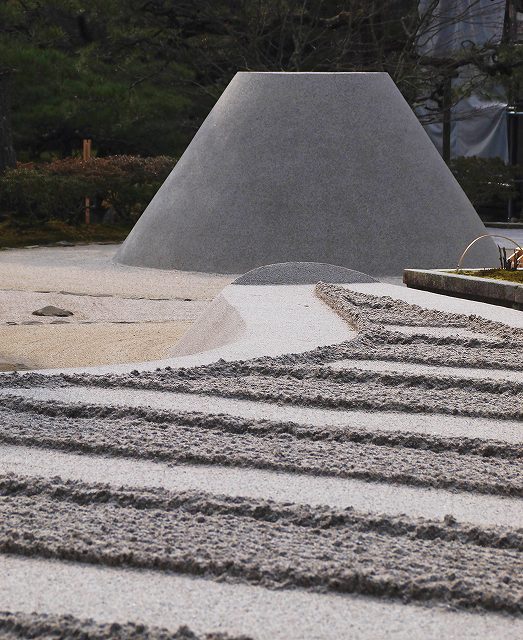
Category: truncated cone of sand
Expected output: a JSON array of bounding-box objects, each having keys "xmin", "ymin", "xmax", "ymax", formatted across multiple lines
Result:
[{"xmin": 115, "ymin": 71, "xmax": 498, "ymax": 276}]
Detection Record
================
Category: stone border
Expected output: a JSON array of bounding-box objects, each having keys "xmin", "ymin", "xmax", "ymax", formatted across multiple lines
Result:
[
  {"xmin": 403, "ymin": 269, "xmax": 523, "ymax": 310},
  {"xmin": 486, "ymin": 222, "xmax": 523, "ymax": 229}
]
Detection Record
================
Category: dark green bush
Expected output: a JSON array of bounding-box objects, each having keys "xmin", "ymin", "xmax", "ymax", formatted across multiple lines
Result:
[
  {"xmin": 449, "ymin": 156, "xmax": 519, "ymax": 207},
  {"xmin": 0, "ymin": 169, "xmax": 86, "ymax": 224},
  {"xmin": 0, "ymin": 155, "xmax": 175, "ymax": 224}
]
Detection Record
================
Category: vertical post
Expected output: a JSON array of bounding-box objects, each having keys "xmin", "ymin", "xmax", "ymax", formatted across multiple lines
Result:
[
  {"xmin": 82, "ymin": 138, "xmax": 91, "ymax": 224},
  {"xmin": 442, "ymin": 75, "xmax": 452, "ymax": 164},
  {"xmin": 506, "ymin": 1, "xmax": 520, "ymax": 222},
  {"xmin": 507, "ymin": 109, "xmax": 518, "ymax": 221}
]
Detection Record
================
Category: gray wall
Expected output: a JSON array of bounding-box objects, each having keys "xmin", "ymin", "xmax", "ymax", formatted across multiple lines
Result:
[{"xmin": 116, "ymin": 72, "xmax": 498, "ymax": 276}]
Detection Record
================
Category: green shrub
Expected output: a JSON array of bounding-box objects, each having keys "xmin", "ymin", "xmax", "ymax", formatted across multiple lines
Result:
[
  {"xmin": 449, "ymin": 156, "xmax": 519, "ymax": 207},
  {"xmin": 0, "ymin": 168, "xmax": 87, "ymax": 225},
  {"xmin": 0, "ymin": 155, "xmax": 175, "ymax": 224}
]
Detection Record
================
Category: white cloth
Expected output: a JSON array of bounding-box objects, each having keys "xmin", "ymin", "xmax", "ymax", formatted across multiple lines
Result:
[{"xmin": 417, "ymin": 0, "xmax": 508, "ymax": 160}]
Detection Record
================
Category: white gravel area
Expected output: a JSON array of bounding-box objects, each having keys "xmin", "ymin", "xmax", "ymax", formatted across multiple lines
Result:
[
  {"xmin": 349, "ymin": 282, "xmax": 523, "ymax": 329},
  {"xmin": 3, "ymin": 444, "xmax": 521, "ymax": 529},
  {"xmin": 0, "ymin": 244, "xmax": 234, "ymax": 299},
  {"xmin": 0, "ymin": 244, "xmax": 234, "ymax": 369},
  {"xmin": 328, "ymin": 358, "xmax": 523, "ymax": 383},
  {"xmin": 0, "ymin": 290, "xmax": 207, "ymax": 325},
  {"xmin": 0, "ymin": 322, "xmax": 194, "ymax": 370},
  {"xmin": 1, "ymin": 249, "xmax": 522, "ymax": 638},
  {"xmin": 384, "ymin": 324, "xmax": 499, "ymax": 340},
  {"xmin": 4, "ymin": 386, "xmax": 522, "ymax": 444},
  {"xmin": 486, "ymin": 226, "xmax": 523, "ymax": 247}
]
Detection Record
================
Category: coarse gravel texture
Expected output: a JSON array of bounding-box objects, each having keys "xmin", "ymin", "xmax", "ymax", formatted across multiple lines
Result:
[
  {"xmin": 0, "ymin": 398, "xmax": 520, "ymax": 496},
  {"xmin": 3, "ymin": 286, "xmax": 521, "ymax": 420},
  {"xmin": 232, "ymin": 262, "xmax": 378, "ymax": 285},
  {"xmin": 0, "ymin": 322, "xmax": 194, "ymax": 370},
  {"xmin": 4, "ymin": 349, "xmax": 521, "ymax": 421},
  {"xmin": 1, "ymin": 475, "xmax": 522, "ymax": 614},
  {"xmin": 0, "ymin": 245, "xmax": 234, "ymax": 300},
  {"xmin": 0, "ymin": 290, "xmax": 207, "ymax": 325},
  {"xmin": 0, "ymin": 611, "xmax": 249, "ymax": 639},
  {"xmin": 1, "ymin": 283, "xmax": 522, "ymax": 637}
]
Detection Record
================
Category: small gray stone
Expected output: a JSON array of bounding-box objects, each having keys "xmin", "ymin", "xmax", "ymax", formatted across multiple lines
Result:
[{"xmin": 32, "ymin": 306, "xmax": 73, "ymax": 317}]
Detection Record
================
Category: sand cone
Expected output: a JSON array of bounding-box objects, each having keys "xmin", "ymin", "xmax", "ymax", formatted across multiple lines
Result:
[{"xmin": 116, "ymin": 72, "xmax": 497, "ymax": 276}]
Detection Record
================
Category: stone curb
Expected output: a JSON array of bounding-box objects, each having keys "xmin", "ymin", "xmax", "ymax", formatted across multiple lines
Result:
[
  {"xmin": 403, "ymin": 269, "xmax": 523, "ymax": 310},
  {"xmin": 486, "ymin": 222, "xmax": 523, "ymax": 229}
]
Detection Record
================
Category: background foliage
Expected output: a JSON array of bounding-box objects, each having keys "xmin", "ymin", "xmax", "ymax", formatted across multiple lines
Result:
[
  {"xmin": 0, "ymin": 0, "xmax": 521, "ymax": 229},
  {"xmin": 0, "ymin": 156, "xmax": 174, "ymax": 224},
  {"xmin": 450, "ymin": 157, "xmax": 520, "ymax": 207}
]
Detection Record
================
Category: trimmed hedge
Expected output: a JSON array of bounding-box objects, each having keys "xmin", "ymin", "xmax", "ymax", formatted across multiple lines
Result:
[
  {"xmin": 0, "ymin": 155, "xmax": 175, "ymax": 224},
  {"xmin": 3, "ymin": 154, "xmax": 516, "ymax": 227}
]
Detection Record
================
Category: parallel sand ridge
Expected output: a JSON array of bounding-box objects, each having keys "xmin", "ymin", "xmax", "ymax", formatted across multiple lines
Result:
[{"xmin": 0, "ymin": 283, "xmax": 522, "ymax": 638}]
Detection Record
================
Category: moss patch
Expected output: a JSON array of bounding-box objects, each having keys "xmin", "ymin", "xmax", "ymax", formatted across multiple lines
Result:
[
  {"xmin": 0, "ymin": 219, "xmax": 131, "ymax": 249},
  {"xmin": 454, "ymin": 269, "xmax": 523, "ymax": 284}
]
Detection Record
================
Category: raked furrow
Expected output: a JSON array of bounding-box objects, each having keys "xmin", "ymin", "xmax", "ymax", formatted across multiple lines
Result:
[
  {"xmin": 3, "ymin": 444, "xmax": 521, "ymax": 528},
  {"xmin": 1, "ymin": 284, "xmax": 521, "ymax": 636},
  {"xmin": 2, "ymin": 367, "xmax": 519, "ymax": 419},
  {"xmin": 1, "ymin": 474, "xmax": 522, "ymax": 614},
  {"xmin": 327, "ymin": 358, "xmax": 523, "ymax": 383},
  {"xmin": 1, "ymin": 386, "xmax": 520, "ymax": 444},
  {"xmin": 0, "ymin": 401, "xmax": 521, "ymax": 496},
  {"xmin": 2, "ymin": 394, "xmax": 521, "ymax": 458},
  {"xmin": 0, "ymin": 611, "xmax": 248, "ymax": 640}
]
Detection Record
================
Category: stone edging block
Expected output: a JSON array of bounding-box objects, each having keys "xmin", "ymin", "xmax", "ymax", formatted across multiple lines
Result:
[{"xmin": 403, "ymin": 269, "xmax": 523, "ymax": 310}]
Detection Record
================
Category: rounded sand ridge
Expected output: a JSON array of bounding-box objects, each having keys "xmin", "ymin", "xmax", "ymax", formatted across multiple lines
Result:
[
  {"xmin": 171, "ymin": 262, "xmax": 367, "ymax": 361},
  {"xmin": 232, "ymin": 262, "xmax": 377, "ymax": 285},
  {"xmin": 115, "ymin": 72, "xmax": 498, "ymax": 276}
]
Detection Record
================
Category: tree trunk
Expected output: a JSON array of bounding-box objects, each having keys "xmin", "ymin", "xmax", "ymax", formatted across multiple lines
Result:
[
  {"xmin": 0, "ymin": 71, "xmax": 16, "ymax": 173},
  {"xmin": 442, "ymin": 75, "xmax": 452, "ymax": 165}
]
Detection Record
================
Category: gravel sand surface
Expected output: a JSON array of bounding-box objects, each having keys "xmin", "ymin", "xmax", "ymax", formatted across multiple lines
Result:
[
  {"xmin": 0, "ymin": 400, "xmax": 520, "ymax": 496},
  {"xmin": 3, "ymin": 386, "xmax": 521, "ymax": 442},
  {"xmin": 328, "ymin": 358, "xmax": 523, "ymax": 382},
  {"xmin": 1, "ymin": 282, "xmax": 521, "ymax": 637},
  {"xmin": 0, "ymin": 322, "xmax": 193, "ymax": 369},
  {"xmin": 0, "ymin": 245, "xmax": 234, "ymax": 300},
  {"xmin": 3, "ymin": 555, "xmax": 521, "ymax": 640},
  {"xmin": 8, "ymin": 361, "xmax": 519, "ymax": 419},
  {"xmin": 2, "ymin": 474, "xmax": 522, "ymax": 613},
  {"xmin": 3, "ymin": 444, "xmax": 521, "ymax": 528},
  {"xmin": 0, "ymin": 244, "xmax": 233, "ymax": 369},
  {"xmin": 0, "ymin": 611, "xmax": 245, "ymax": 640},
  {"xmin": 0, "ymin": 290, "xmax": 207, "ymax": 324}
]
